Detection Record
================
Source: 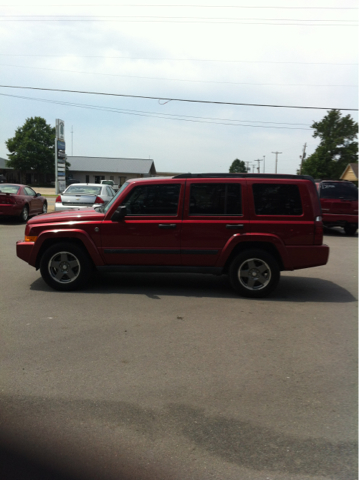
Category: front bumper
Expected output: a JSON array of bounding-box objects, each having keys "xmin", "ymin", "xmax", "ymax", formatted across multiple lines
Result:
[{"xmin": 16, "ymin": 241, "xmax": 35, "ymax": 265}]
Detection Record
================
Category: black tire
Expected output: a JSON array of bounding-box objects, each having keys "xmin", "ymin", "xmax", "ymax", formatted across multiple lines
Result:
[
  {"xmin": 42, "ymin": 202, "xmax": 48, "ymax": 214},
  {"xmin": 40, "ymin": 242, "xmax": 92, "ymax": 291},
  {"xmin": 19, "ymin": 205, "xmax": 29, "ymax": 223},
  {"xmin": 229, "ymin": 249, "xmax": 280, "ymax": 298},
  {"xmin": 344, "ymin": 224, "xmax": 357, "ymax": 236}
]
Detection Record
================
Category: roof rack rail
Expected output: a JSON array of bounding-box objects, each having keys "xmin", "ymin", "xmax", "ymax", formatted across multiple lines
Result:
[{"xmin": 173, "ymin": 173, "xmax": 313, "ymax": 180}]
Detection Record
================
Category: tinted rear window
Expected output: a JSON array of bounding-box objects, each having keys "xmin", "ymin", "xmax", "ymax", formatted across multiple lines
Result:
[
  {"xmin": 189, "ymin": 183, "xmax": 242, "ymax": 215},
  {"xmin": 253, "ymin": 184, "xmax": 302, "ymax": 215},
  {"xmin": 0, "ymin": 185, "xmax": 20, "ymax": 194},
  {"xmin": 319, "ymin": 182, "xmax": 358, "ymax": 200},
  {"xmin": 65, "ymin": 186, "xmax": 102, "ymax": 195}
]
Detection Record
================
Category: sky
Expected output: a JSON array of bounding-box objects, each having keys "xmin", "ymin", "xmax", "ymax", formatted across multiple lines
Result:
[{"xmin": 0, "ymin": 0, "xmax": 358, "ymax": 175}]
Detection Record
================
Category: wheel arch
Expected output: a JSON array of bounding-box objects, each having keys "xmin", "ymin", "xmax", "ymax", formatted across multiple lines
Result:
[
  {"xmin": 223, "ymin": 241, "xmax": 284, "ymax": 273},
  {"xmin": 35, "ymin": 237, "xmax": 94, "ymax": 270}
]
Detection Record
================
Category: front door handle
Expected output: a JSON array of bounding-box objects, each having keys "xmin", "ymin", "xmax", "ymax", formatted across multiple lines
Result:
[
  {"xmin": 226, "ymin": 224, "xmax": 244, "ymax": 229},
  {"xmin": 158, "ymin": 224, "xmax": 177, "ymax": 229}
]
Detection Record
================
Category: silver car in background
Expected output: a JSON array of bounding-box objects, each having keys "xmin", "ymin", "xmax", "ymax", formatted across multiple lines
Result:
[{"xmin": 55, "ymin": 183, "xmax": 116, "ymax": 212}]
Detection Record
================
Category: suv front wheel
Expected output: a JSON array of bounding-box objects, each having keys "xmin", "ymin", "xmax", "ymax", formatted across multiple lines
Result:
[
  {"xmin": 40, "ymin": 242, "xmax": 92, "ymax": 291},
  {"xmin": 229, "ymin": 249, "xmax": 280, "ymax": 298}
]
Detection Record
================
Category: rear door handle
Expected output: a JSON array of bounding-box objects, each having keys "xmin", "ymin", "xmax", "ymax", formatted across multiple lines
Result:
[
  {"xmin": 226, "ymin": 224, "xmax": 244, "ymax": 229},
  {"xmin": 158, "ymin": 224, "xmax": 177, "ymax": 229}
]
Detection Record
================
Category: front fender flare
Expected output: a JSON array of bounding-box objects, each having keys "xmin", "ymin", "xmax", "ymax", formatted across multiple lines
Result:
[{"xmin": 29, "ymin": 229, "xmax": 104, "ymax": 268}]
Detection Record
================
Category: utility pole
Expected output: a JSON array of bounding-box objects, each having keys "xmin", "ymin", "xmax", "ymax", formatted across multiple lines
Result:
[
  {"xmin": 263, "ymin": 155, "xmax": 265, "ymax": 173},
  {"xmin": 272, "ymin": 151, "xmax": 282, "ymax": 174},
  {"xmin": 245, "ymin": 161, "xmax": 251, "ymax": 173},
  {"xmin": 71, "ymin": 126, "xmax": 74, "ymax": 156},
  {"xmin": 254, "ymin": 158, "xmax": 263, "ymax": 173},
  {"xmin": 299, "ymin": 143, "xmax": 307, "ymax": 174}
]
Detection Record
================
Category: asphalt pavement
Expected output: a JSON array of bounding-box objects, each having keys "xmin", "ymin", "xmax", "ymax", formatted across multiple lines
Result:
[{"xmin": 0, "ymin": 220, "xmax": 357, "ymax": 480}]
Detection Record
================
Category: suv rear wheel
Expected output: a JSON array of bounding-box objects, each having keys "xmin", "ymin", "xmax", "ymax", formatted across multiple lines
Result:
[
  {"xmin": 229, "ymin": 249, "xmax": 280, "ymax": 298},
  {"xmin": 344, "ymin": 224, "xmax": 357, "ymax": 236},
  {"xmin": 40, "ymin": 242, "xmax": 92, "ymax": 291}
]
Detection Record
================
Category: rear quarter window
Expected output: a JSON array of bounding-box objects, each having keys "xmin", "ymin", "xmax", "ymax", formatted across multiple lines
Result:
[{"xmin": 253, "ymin": 183, "xmax": 303, "ymax": 215}]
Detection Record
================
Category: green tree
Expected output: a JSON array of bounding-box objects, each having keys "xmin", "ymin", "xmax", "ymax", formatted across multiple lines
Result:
[
  {"xmin": 301, "ymin": 110, "xmax": 358, "ymax": 179},
  {"xmin": 229, "ymin": 159, "xmax": 247, "ymax": 173},
  {"xmin": 6, "ymin": 117, "xmax": 56, "ymax": 176}
]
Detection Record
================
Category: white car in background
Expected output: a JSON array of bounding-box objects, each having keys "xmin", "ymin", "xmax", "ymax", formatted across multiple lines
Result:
[{"xmin": 55, "ymin": 183, "xmax": 116, "ymax": 212}]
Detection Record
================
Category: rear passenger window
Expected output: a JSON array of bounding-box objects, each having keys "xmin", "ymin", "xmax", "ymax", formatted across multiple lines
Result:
[
  {"xmin": 189, "ymin": 183, "xmax": 242, "ymax": 215},
  {"xmin": 123, "ymin": 184, "xmax": 181, "ymax": 215},
  {"xmin": 253, "ymin": 184, "xmax": 302, "ymax": 215}
]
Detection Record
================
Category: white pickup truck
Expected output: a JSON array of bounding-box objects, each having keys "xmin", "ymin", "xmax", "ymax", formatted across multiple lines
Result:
[{"xmin": 100, "ymin": 179, "xmax": 119, "ymax": 191}]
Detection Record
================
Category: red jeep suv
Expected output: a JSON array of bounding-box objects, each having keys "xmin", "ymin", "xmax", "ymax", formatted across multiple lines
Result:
[
  {"xmin": 316, "ymin": 180, "xmax": 358, "ymax": 236},
  {"xmin": 17, "ymin": 174, "xmax": 329, "ymax": 298}
]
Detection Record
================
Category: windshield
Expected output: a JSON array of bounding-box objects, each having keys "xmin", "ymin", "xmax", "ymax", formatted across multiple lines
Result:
[
  {"xmin": 64, "ymin": 185, "xmax": 102, "ymax": 195},
  {"xmin": 103, "ymin": 182, "xmax": 129, "ymax": 213},
  {"xmin": 101, "ymin": 180, "xmax": 113, "ymax": 185},
  {"xmin": 320, "ymin": 182, "xmax": 358, "ymax": 200}
]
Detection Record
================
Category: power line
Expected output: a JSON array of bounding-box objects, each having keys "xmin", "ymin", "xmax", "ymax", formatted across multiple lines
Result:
[
  {"xmin": 2, "ymin": 16, "xmax": 356, "ymax": 22},
  {"xmin": 0, "ymin": 92, "xmax": 313, "ymax": 130},
  {"xmin": 1, "ymin": 5, "xmax": 357, "ymax": 9},
  {"xmin": 0, "ymin": 17, "xmax": 357, "ymax": 26},
  {"xmin": 0, "ymin": 54, "xmax": 356, "ymax": 66},
  {"xmin": 1, "ymin": 63, "xmax": 356, "ymax": 88},
  {"xmin": 0, "ymin": 84, "xmax": 357, "ymax": 111}
]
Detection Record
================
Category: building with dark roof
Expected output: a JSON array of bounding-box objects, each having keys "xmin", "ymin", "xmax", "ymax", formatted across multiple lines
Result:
[{"xmin": 66, "ymin": 156, "xmax": 156, "ymax": 185}]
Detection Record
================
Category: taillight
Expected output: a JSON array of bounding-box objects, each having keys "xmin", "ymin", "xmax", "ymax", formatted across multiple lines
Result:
[
  {"xmin": 0, "ymin": 195, "xmax": 16, "ymax": 204},
  {"xmin": 314, "ymin": 215, "xmax": 323, "ymax": 245},
  {"xmin": 55, "ymin": 195, "xmax": 61, "ymax": 203},
  {"xmin": 94, "ymin": 196, "xmax": 104, "ymax": 204}
]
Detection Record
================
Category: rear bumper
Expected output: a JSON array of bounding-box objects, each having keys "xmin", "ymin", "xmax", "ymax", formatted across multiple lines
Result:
[
  {"xmin": 285, "ymin": 244, "xmax": 330, "ymax": 270},
  {"xmin": 55, "ymin": 204, "xmax": 87, "ymax": 212},
  {"xmin": 322, "ymin": 213, "xmax": 358, "ymax": 226},
  {"xmin": 16, "ymin": 241, "xmax": 35, "ymax": 265},
  {"xmin": 0, "ymin": 205, "xmax": 22, "ymax": 216}
]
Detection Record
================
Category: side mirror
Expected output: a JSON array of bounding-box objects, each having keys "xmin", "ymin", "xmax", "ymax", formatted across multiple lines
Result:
[
  {"xmin": 111, "ymin": 205, "xmax": 127, "ymax": 221},
  {"xmin": 35, "ymin": 192, "xmax": 41, "ymax": 197}
]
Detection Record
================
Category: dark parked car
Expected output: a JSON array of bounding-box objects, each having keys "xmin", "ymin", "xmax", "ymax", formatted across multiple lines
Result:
[
  {"xmin": 0, "ymin": 184, "xmax": 47, "ymax": 222},
  {"xmin": 17, "ymin": 174, "xmax": 329, "ymax": 297},
  {"xmin": 316, "ymin": 180, "xmax": 358, "ymax": 235}
]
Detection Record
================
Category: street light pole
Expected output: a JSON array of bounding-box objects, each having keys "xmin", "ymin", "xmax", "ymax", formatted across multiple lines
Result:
[
  {"xmin": 272, "ymin": 151, "xmax": 282, "ymax": 174},
  {"xmin": 254, "ymin": 158, "xmax": 263, "ymax": 173}
]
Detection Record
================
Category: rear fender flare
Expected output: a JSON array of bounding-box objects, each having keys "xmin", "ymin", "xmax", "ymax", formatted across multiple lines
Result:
[{"xmin": 217, "ymin": 233, "xmax": 292, "ymax": 270}]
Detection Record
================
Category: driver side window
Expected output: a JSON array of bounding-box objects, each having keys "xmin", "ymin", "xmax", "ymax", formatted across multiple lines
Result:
[
  {"xmin": 24, "ymin": 187, "xmax": 36, "ymax": 196},
  {"xmin": 123, "ymin": 184, "xmax": 181, "ymax": 216}
]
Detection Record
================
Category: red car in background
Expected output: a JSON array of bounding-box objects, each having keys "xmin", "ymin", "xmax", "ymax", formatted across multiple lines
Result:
[{"xmin": 0, "ymin": 184, "xmax": 47, "ymax": 222}]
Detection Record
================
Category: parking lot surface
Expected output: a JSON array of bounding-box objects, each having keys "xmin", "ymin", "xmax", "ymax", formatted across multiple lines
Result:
[{"xmin": 0, "ymin": 219, "xmax": 357, "ymax": 480}]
